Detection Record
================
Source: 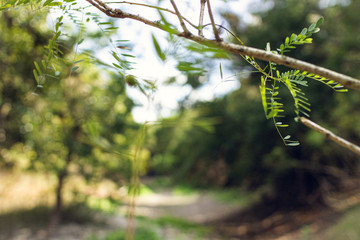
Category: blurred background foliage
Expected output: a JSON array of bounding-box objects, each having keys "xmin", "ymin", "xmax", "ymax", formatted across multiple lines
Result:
[
  {"xmin": 0, "ymin": 7, "xmax": 145, "ymax": 227},
  {"xmin": 147, "ymin": 0, "xmax": 360, "ymax": 207}
]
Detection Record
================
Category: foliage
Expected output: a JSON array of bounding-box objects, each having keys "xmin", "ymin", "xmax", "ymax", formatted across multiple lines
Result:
[
  {"xmin": 0, "ymin": 6, "xmax": 146, "ymax": 231},
  {"xmin": 147, "ymin": 0, "xmax": 360, "ymax": 207},
  {"xmin": 251, "ymin": 17, "xmax": 347, "ymax": 146}
]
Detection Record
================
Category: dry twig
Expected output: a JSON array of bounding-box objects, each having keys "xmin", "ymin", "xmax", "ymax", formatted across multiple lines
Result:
[
  {"xmin": 170, "ymin": 0, "xmax": 190, "ymax": 36},
  {"xmin": 198, "ymin": 0, "xmax": 206, "ymax": 36},
  {"xmin": 299, "ymin": 117, "xmax": 360, "ymax": 156},
  {"xmin": 206, "ymin": 0, "xmax": 221, "ymax": 41}
]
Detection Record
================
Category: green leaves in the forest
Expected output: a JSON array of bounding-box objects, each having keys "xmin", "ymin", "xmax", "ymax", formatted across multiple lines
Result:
[
  {"xmin": 43, "ymin": 0, "xmax": 62, "ymax": 7},
  {"xmin": 33, "ymin": 15, "xmax": 63, "ymax": 87},
  {"xmin": 0, "ymin": 0, "xmax": 62, "ymax": 10},
  {"xmin": 257, "ymin": 17, "xmax": 347, "ymax": 146}
]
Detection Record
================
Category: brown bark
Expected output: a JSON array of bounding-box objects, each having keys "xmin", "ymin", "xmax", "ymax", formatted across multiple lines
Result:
[
  {"xmin": 46, "ymin": 125, "xmax": 80, "ymax": 236},
  {"xmin": 47, "ymin": 168, "xmax": 67, "ymax": 236}
]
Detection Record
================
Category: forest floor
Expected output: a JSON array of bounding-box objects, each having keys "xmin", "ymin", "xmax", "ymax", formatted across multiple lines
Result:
[
  {"xmin": 215, "ymin": 188, "xmax": 360, "ymax": 240},
  {"xmin": 1, "ymin": 173, "xmax": 360, "ymax": 240}
]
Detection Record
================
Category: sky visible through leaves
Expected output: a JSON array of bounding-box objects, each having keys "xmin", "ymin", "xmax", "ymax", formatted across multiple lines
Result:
[{"xmin": 65, "ymin": 0, "xmax": 254, "ymax": 122}]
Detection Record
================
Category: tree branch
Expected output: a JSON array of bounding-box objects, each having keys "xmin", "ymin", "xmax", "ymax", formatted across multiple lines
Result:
[
  {"xmin": 82, "ymin": 0, "xmax": 360, "ymax": 154},
  {"xmin": 101, "ymin": 1, "xmax": 198, "ymax": 29},
  {"xmin": 170, "ymin": 0, "xmax": 190, "ymax": 36},
  {"xmin": 86, "ymin": 0, "xmax": 165, "ymax": 29},
  {"xmin": 198, "ymin": 0, "xmax": 206, "ymax": 36},
  {"xmin": 85, "ymin": 0, "xmax": 360, "ymax": 90},
  {"xmin": 206, "ymin": 0, "xmax": 221, "ymax": 41},
  {"xmin": 299, "ymin": 117, "xmax": 360, "ymax": 156}
]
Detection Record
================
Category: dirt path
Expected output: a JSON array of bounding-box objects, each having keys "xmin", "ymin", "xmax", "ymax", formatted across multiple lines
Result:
[
  {"xmin": 4, "ymin": 173, "xmax": 360, "ymax": 240},
  {"xmin": 2, "ymin": 189, "xmax": 242, "ymax": 240},
  {"xmin": 121, "ymin": 190, "xmax": 243, "ymax": 223}
]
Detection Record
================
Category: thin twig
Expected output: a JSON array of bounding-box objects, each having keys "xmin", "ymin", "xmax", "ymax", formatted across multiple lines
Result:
[
  {"xmin": 85, "ymin": 0, "xmax": 360, "ymax": 90},
  {"xmin": 85, "ymin": 0, "xmax": 164, "ymax": 29},
  {"xmin": 198, "ymin": 0, "xmax": 206, "ymax": 36},
  {"xmin": 97, "ymin": 1, "xmax": 198, "ymax": 29},
  {"xmin": 299, "ymin": 117, "xmax": 360, "ymax": 156},
  {"xmin": 170, "ymin": 0, "xmax": 190, "ymax": 36},
  {"xmin": 206, "ymin": 0, "xmax": 221, "ymax": 41}
]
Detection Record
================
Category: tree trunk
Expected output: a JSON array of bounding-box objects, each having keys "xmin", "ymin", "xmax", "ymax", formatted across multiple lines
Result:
[{"xmin": 46, "ymin": 166, "xmax": 68, "ymax": 236}]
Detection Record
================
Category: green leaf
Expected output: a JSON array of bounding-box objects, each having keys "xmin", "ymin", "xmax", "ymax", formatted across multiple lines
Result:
[
  {"xmin": 312, "ymin": 28, "xmax": 320, "ymax": 33},
  {"xmin": 151, "ymin": 34, "xmax": 166, "ymax": 61},
  {"xmin": 280, "ymin": 44, "xmax": 284, "ymax": 51},
  {"xmin": 112, "ymin": 51, "xmax": 121, "ymax": 62},
  {"xmin": 43, "ymin": 0, "xmax": 52, "ymax": 6},
  {"xmin": 219, "ymin": 63, "xmax": 223, "ymax": 79},
  {"xmin": 316, "ymin": 17, "xmax": 324, "ymax": 27},
  {"xmin": 47, "ymin": 1, "xmax": 62, "ymax": 6},
  {"xmin": 267, "ymin": 109, "xmax": 279, "ymax": 119},
  {"xmin": 259, "ymin": 76, "xmax": 268, "ymax": 116},
  {"xmin": 34, "ymin": 61, "xmax": 42, "ymax": 75},
  {"xmin": 112, "ymin": 63, "xmax": 122, "ymax": 69},
  {"xmin": 335, "ymin": 89, "xmax": 348, "ymax": 92},
  {"xmin": 177, "ymin": 61, "xmax": 204, "ymax": 72},
  {"xmin": 284, "ymin": 135, "xmax": 291, "ymax": 140},
  {"xmin": 54, "ymin": 31, "xmax": 61, "ymax": 40},
  {"xmin": 74, "ymin": 59, "xmax": 84, "ymax": 64},
  {"xmin": 41, "ymin": 60, "xmax": 47, "ymax": 69},
  {"xmin": 308, "ymin": 23, "xmax": 316, "ymax": 32},
  {"xmin": 0, "ymin": 4, "xmax": 11, "ymax": 10},
  {"xmin": 285, "ymin": 37, "xmax": 289, "ymax": 46},
  {"xmin": 33, "ymin": 69, "xmax": 40, "ymax": 84},
  {"xmin": 157, "ymin": 10, "xmax": 177, "ymax": 34},
  {"xmin": 99, "ymin": 22, "xmax": 112, "ymax": 25},
  {"xmin": 115, "ymin": 39, "xmax": 130, "ymax": 42},
  {"xmin": 71, "ymin": 66, "xmax": 79, "ymax": 72},
  {"xmin": 287, "ymin": 142, "xmax": 300, "ymax": 147},
  {"xmin": 121, "ymin": 54, "xmax": 135, "ymax": 58}
]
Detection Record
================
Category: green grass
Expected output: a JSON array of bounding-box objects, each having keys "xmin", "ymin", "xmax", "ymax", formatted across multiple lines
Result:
[
  {"xmin": 138, "ymin": 184, "xmax": 155, "ymax": 196},
  {"xmin": 154, "ymin": 216, "xmax": 210, "ymax": 235},
  {"xmin": 209, "ymin": 187, "xmax": 264, "ymax": 207},
  {"xmin": 91, "ymin": 215, "xmax": 211, "ymax": 240},
  {"xmin": 172, "ymin": 185, "xmax": 199, "ymax": 196},
  {"xmin": 86, "ymin": 197, "xmax": 119, "ymax": 214},
  {"xmin": 88, "ymin": 226, "xmax": 161, "ymax": 240}
]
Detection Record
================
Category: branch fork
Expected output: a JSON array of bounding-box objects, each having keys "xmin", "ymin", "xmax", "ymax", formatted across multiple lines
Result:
[{"xmin": 84, "ymin": 0, "xmax": 360, "ymax": 155}]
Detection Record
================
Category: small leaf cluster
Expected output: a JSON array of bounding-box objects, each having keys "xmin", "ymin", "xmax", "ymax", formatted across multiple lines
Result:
[
  {"xmin": 255, "ymin": 17, "xmax": 347, "ymax": 146},
  {"xmin": 278, "ymin": 17, "xmax": 323, "ymax": 55},
  {"xmin": 33, "ymin": 15, "xmax": 64, "ymax": 90}
]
